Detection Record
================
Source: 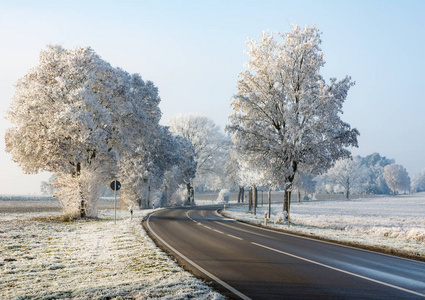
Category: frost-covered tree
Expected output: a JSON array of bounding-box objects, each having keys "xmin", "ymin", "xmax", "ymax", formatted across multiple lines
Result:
[
  {"xmin": 119, "ymin": 125, "xmax": 196, "ymax": 209},
  {"xmin": 160, "ymin": 133, "xmax": 197, "ymax": 206},
  {"xmin": 5, "ymin": 45, "xmax": 120, "ymax": 217},
  {"xmin": 40, "ymin": 174, "xmax": 57, "ymax": 196},
  {"xmin": 361, "ymin": 153, "xmax": 394, "ymax": 194},
  {"xmin": 411, "ymin": 169, "xmax": 425, "ymax": 193},
  {"xmin": 293, "ymin": 173, "xmax": 316, "ymax": 202},
  {"xmin": 227, "ymin": 25, "xmax": 359, "ymax": 218},
  {"xmin": 325, "ymin": 157, "xmax": 370, "ymax": 199},
  {"xmin": 5, "ymin": 45, "xmax": 164, "ymax": 217},
  {"xmin": 169, "ymin": 113, "xmax": 230, "ymax": 192},
  {"xmin": 383, "ymin": 164, "xmax": 411, "ymax": 195}
]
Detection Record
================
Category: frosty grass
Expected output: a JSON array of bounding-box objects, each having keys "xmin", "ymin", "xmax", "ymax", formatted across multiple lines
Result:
[
  {"xmin": 0, "ymin": 209, "xmax": 224, "ymax": 300},
  {"xmin": 222, "ymin": 192, "xmax": 425, "ymax": 258},
  {"xmin": 2, "ymin": 194, "xmax": 424, "ymax": 299}
]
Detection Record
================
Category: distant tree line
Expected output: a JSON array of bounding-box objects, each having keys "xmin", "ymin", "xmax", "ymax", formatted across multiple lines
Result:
[{"xmin": 314, "ymin": 153, "xmax": 413, "ymax": 198}]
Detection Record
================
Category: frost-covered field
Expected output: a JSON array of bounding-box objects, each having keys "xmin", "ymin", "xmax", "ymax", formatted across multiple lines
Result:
[
  {"xmin": 0, "ymin": 208, "xmax": 223, "ymax": 299},
  {"xmin": 223, "ymin": 193, "xmax": 425, "ymax": 258}
]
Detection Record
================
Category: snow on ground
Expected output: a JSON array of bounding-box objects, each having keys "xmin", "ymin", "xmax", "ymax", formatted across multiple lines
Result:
[
  {"xmin": 0, "ymin": 208, "xmax": 224, "ymax": 300},
  {"xmin": 222, "ymin": 193, "xmax": 425, "ymax": 258}
]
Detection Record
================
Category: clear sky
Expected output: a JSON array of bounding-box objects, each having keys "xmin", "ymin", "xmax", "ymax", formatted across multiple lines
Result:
[{"xmin": 0, "ymin": 0, "xmax": 424, "ymax": 195}]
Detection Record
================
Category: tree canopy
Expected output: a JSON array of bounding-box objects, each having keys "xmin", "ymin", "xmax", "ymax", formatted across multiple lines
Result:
[
  {"xmin": 169, "ymin": 113, "xmax": 230, "ymax": 192},
  {"xmin": 5, "ymin": 45, "xmax": 195, "ymax": 216},
  {"xmin": 383, "ymin": 164, "xmax": 411, "ymax": 195},
  {"xmin": 227, "ymin": 25, "xmax": 359, "ymax": 217}
]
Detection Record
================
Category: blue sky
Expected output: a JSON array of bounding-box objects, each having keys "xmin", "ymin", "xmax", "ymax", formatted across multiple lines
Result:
[{"xmin": 0, "ymin": 0, "xmax": 424, "ymax": 195}]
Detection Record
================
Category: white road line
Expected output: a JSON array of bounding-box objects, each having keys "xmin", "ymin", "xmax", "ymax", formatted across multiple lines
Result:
[
  {"xmin": 185, "ymin": 211, "xmax": 194, "ymax": 221},
  {"xmin": 230, "ymin": 212, "xmax": 420, "ymax": 263},
  {"xmin": 251, "ymin": 242, "xmax": 425, "ymax": 298},
  {"xmin": 214, "ymin": 221, "xmax": 272, "ymax": 239},
  {"xmin": 147, "ymin": 213, "xmax": 251, "ymax": 300},
  {"xmin": 227, "ymin": 234, "xmax": 243, "ymax": 241},
  {"xmin": 187, "ymin": 209, "xmax": 241, "ymax": 238}
]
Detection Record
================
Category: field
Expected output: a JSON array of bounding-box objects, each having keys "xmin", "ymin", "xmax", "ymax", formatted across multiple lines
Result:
[
  {"xmin": 0, "ymin": 200, "xmax": 223, "ymax": 300},
  {"xmin": 223, "ymin": 192, "xmax": 425, "ymax": 260},
  {"xmin": 2, "ymin": 193, "xmax": 424, "ymax": 299}
]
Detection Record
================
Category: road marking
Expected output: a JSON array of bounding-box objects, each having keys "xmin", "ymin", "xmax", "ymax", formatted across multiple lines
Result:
[
  {"xmin": 227, "ymin": 234, "xmax": 243, "ymax": 241},
  {"xmin": 213, "ymin": 229, "xmax": 224, "ymax": 234},
  {"xmin": 147, "ymin": 213, "xmax": 252, "ymax": 300},
  {"xmin": 214, "ymin": 221, "xmax": 272, "ymax": 239},
  {"xmin": 251, "ymin": 242, "xmax": 425, "ymax": 298},
  {"xmin": 203, "ymin": 226, "xmax": 211, "ymax": 229},
  {"xmin": 185, "ymin": 211, "xmax": 194, "ymax": 221},
  {"xmin": 227, "ymin": 212, "xmax": 420, "ymax": 264}
]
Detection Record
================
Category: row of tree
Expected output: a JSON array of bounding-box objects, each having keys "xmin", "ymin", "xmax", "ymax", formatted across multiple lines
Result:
[
  {"xmin": 6, "ymin": 45, "xmax": 196, "ymax": 217},
  {"xmin": 2, "ymin": 25, "xmax": 364, "ymax": 221},
  {"xmin": 303, "ymin": 154, "xmax": 413, "ymax": 199},
  {"xmin": 8, "ymin": 25, "xmax": 423, "ymax": 220}
]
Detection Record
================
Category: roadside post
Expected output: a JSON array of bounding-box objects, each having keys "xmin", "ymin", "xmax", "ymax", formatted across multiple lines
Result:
[
  {"xmin": 110, "ymin": 180, "xmax": 121, "ymax": 224},
  {"xmin": 264, "ymin": 210, "xmax": 268, "ymax": 225}
]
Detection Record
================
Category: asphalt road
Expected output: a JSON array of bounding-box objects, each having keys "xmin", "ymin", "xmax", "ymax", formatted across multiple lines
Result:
[{"xmin": 145, "ymin": 205, "xmax": 425, "ymax": 299}]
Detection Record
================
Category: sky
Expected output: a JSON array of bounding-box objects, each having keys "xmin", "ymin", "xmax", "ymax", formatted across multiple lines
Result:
[{"xmin": 0, "ymin": 0, "xmax": 424, "ymax": 195}]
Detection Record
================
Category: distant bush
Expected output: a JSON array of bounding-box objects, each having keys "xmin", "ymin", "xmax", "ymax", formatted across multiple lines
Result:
[{"xmin": 216, "ymin": 189, "xmax": 230, "ymax": 203}]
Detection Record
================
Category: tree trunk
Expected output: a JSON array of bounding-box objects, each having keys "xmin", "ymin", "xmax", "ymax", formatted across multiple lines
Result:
[
  {"xmin": 76, "ymin": 162, "xmax": 87, "ymax": 218},
  {"xmin": 186, "ymin": 183, "xmax": 191, "ymax": 204},
  {"xmin": 248, "ymin": 187, "xmax": 252, "ymax": 211},
  {"xmin": 148, "ymin": 185, "xmax": 151, "ymax": 207},
  {"xmin": 241, "ymin": 187, "xmax": 245, "ymax": 203},
  {"xmin": 190, "ymin": 184, "xmax": 194, "ymax": 203},
  {"xmin": 283, "ymin": 190, "xmax": 291, "ymax": 222},
  {"xmin": 283, "ymin": 164, "xmax": 296, "ymax": 222},
  {"xmin": 346, "ymin": 178, "xmax": 350, "ymax": 200},
  {"xmin": 268, "ymin": 185, "xmax": 271, "ymax": 219},
  {"xmin": 254, "ymin": 186, "xmax": 257, "ymax": 215},
  {"xmin": 237, "ymin": 187, "xmax": 242, "ymax": 203},
  {"xmin": 298, "ymin": 190, "xmax": 301, "ymax": 204}
]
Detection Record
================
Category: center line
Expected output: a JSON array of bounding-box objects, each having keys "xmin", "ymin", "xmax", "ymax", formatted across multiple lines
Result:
[
  {"xmin": 251, "ymin": 242, "xmax": 425, "ymax": 298},
  {"xmin": 227, "ymin": 234, "xmax": 243, "ymax": 240}
]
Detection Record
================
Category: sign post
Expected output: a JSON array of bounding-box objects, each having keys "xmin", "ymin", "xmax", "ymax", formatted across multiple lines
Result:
[{"xmin": 110, "ymin": 180, "xmax": 121, "ymax": 224}]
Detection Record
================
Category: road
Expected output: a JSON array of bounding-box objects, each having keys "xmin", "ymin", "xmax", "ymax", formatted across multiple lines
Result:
[{"xmin": 145, "ymin": 205, "xmax": 425, "ymax": 299}]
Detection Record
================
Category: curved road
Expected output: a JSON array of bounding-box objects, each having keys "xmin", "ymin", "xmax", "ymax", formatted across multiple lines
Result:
[{"xmin": 145, "ymin": 205, "xmax": 425, "ymax": 299}]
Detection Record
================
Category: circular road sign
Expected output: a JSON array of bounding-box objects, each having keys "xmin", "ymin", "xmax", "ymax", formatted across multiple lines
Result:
[{"xmin": 110, "ymin": 180, "xmax": 121, "ymax": 191}]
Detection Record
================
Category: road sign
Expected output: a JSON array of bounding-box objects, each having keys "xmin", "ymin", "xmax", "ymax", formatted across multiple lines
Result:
[{"xmin": 110, "ymin": 180, "xmax": 121, "ymax": 191}]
